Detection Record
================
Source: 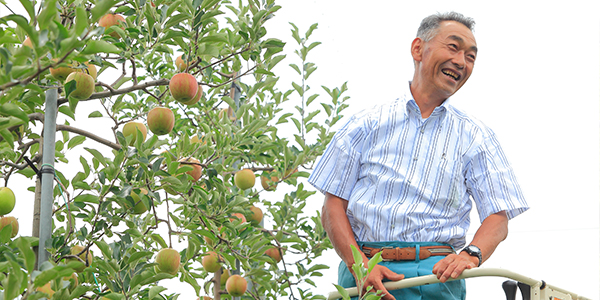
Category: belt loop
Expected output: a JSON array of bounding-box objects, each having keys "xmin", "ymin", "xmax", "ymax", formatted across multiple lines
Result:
[{"xmin": 415, "ymin": 244, "xmax": 421, "ymax": 263}]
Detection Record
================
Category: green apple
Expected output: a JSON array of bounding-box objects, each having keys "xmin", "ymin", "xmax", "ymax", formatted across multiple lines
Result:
[
  {"xmin": 122, "ymin": 121, "xmax": 147, "ymax": 146},
  {"xmin": 0, "ymin": 187, "xmax": 16, "ymax": 216},
  {"xmin": 234, "ymin": 169, "xmax": 255, "ymax": 190},
  {"xmin": 65, "ymin": 72, "xmax": 95, "ymax": 100},
  {"xmin": 155, "ymin": 248, "xmax": 181, "ymax": 275}
]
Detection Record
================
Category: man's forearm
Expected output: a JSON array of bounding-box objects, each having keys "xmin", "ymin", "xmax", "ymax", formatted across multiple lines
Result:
[
  {"xmin": 321, "ymin": 193, "xmax": 369, "ymax": 268},
  {"xmin": 463, "ymin": 210, "xmax": 509, "ymax": 264}
]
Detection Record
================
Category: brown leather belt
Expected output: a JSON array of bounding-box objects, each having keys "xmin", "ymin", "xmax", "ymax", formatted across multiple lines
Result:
[{"xmin": 362, "ymin": 245, "xmax": 454, "ymax": 261}]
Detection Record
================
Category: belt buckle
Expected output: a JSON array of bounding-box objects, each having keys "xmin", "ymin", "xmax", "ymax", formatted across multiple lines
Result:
[{"xmin": 380, "ymin": 246, "xmax": 395, "ymax": 262}]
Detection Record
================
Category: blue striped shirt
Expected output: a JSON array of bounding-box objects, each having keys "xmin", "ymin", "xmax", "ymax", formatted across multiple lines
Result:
[{"xmin": 308, "ymin": 84, "xmax": 529, "ymax": 249}]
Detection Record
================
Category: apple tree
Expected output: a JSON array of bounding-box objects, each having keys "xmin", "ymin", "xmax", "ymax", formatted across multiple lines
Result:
[{"xmin": 0, "ymin": 0, "xmax": 350, "ymax": 299}]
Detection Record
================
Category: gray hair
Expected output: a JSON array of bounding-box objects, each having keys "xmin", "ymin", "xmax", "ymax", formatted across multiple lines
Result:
[{"xmin": 417, "ymin": 12, "xmax": 475, "ymax": 42}]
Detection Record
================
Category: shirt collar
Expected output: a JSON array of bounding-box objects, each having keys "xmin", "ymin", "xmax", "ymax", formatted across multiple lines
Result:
[{"xmin": 403, "ymin": 81, "xmax": 451, "ymax": 117}]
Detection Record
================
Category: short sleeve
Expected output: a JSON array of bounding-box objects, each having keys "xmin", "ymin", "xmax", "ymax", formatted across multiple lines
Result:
[
  {"xmin": 308, "ymin": 115, "xmax": 367, "ymax": 200},
  {"xmin": 465, "ymin": 128, "xmax": 529, "ymax": 222}
]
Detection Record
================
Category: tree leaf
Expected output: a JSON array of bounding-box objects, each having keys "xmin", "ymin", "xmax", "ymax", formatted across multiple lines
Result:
[
  {"xmin": 75, "ymin": 6, "xmax": 88, "ymax": 36},
  {"xmin": 81, "ymin": 40, "xmax": 122, "ymax": 54}
]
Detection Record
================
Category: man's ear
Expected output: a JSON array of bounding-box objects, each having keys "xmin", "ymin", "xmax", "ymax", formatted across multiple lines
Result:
[{"xmin": 411, "ymin": 37, "xmax": 424, "ymax": 62}]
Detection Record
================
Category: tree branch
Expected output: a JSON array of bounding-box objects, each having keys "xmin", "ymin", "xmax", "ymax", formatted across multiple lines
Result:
[
  {"xmin": 56, "ymin": 124, "xmax": 122, "ymax": 150},
  {"xmin": 57, "ymin": 78, "xmax": 170, "ymax": 106}
]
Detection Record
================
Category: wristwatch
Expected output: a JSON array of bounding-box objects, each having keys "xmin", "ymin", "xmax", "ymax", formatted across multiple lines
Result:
[{"xmin": 461, "ymin": 245, "xmax": 482, "ymax": 267}]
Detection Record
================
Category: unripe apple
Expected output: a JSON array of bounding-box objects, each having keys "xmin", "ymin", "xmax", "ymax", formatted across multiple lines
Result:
[
  {"xmin": 155, "ymin": 248, "xmax": 181, "ymax": 275},
  {"xmin": 201, "ymin": 251, "xmax": 221, "ymax": 273},
  {"xmin": 220, "ymin": 268, "xmax": 231, "ymax": 286},
  {"xmin": 229, "ymin": 213, "xmax": 246, "ymax": 224},
  {"xmin": 178, "ymin": 157, "xmax": 202, "ymax": 182},
  {"xmin": 0, "ymin": 216, "xmax": 18, "ymax": 237},
  {"xmin": 147, "ymin": 107, "xmax": 175, "ymax": 136},
  {"xmin": 260, "ymin": 173, "xmax": 279, "ymax": 191},
  {"xmin": 23, "ymin": 37, "xmax": 33, "ymax": 48},
  {"xmin": 169, "ymin": 73, "xmax": 198, "ymax": 103},
  {"xmin": 265, "ymin": 247, "xmax": 282, "ymax": 263},
  {"xmin": 50, "ymin": 62, "xmax": 75, "ymax": 82},
  {"xmin": 180, "ymin": 84, "xmax": 203, "ymax": 106},
  {"xmin": 69, "ymin": 245, "xmax": 93, "ymax": 273},
  {"xmin": 190, "ymin": 134, "xmax": 206, "ymax": 145},
  {"xmin": 234, "ymin": 169, "xmax": 255, "ymax": 190},
  {"xmin": 65, "ymin": 72, "xmax": 95, "ymax": 100},
  {"xmin": 75, "ymin": 62, "xmax": 98, "ymax": 81},
  {"xmin": 36, "ymin": 282, "xmax": 55, "ymax": 297},
  {"xmin": 225, "ymin": 274, "xmax": 247, "ymax": 297},
  {"xmin": 175, "ymin": 55, "xmax": 187, "ymax": 72},
  {"xmin": 129, "ymin": 188, "xmax": 148, "ymax": 214},
  {"xmin": 99, "ymin": 13, "xmax": 125, "ymax": 38},
  {"xmin": 218, "ymin": 107, "xmax": 236, "ymax": 121},
  {"xmin": 122, "ymin": 121, "xmax": 147, "ymax": 146},
  {"xmin": 248, "ymin": 206, "xmax": 263, "ymax": 225},
  {"xmin": 0, "ymin": 187, "xmax": 16, "ymax": 216}
]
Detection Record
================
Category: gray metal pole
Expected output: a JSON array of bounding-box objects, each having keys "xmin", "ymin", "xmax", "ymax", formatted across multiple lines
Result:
[{"xmin": 38, "ymin": 88, "xmax": 58, "ymax": 269}]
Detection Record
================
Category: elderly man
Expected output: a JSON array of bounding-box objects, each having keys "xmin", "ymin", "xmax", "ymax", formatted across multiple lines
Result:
[{"xmin": 308, "ymin": 12, "xmax": 529, "ymax": 300}]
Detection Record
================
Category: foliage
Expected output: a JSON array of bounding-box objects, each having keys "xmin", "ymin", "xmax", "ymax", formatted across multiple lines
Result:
[
  {"xmin": 0, "ymin": 0, "xmax": 350, "ymax": 299},
  {"xmin": 333, "ymin": 245, "xmax": 384, "ymax": 300}
]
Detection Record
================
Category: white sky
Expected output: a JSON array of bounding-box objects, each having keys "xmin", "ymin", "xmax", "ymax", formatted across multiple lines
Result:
[{"xmin": 3, "ymin": 0, "xmax": 599, "ymax": 299}]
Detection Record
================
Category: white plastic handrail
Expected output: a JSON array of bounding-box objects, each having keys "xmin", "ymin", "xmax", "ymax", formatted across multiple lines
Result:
[{"xmin": 327, "ymin": 268, "xmax": 591, "ymax": 300}]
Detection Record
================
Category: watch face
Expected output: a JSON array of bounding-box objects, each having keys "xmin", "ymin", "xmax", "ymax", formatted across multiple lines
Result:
[{"xmin": 466, "ymin": 245, "xmax": 481, "ymax": 255}]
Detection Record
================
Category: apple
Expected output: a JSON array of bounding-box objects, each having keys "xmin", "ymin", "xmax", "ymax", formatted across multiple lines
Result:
[
  {"xmin": 265, "ymin": 247, "xmax": 282, "ymax": 263},
  {"xmin": 260, "ymin": 173, "xmax": 279, "ymax": 191},
  {"xmin": 70, "ymin": 245, "xmax": 93, "ymax": 272},
  {"xmin": 50, "ymin": 62, "xmax": 75, "ymax": 82},
  {"xmin": 155, "ymin": 248, "xmax": 181, "ymax": 275},
  {"xmin": 169, "ymin": 73, "xmax": 198, "ymax": 103},
  {"xmin": 0, "ymin": 187, "xmax": 15, "ymax": 216},
  {"xmin": 190, "ymin": 134, "xmax": 206, "ymax": 145},
  {"xmin": 218, "ymin": 107, "xmax": 236, "ymax": 121},
  {"xmin": 36, "ymin": 282, "xmax": 55, "ymax": 297},
  {"xmin": 284, "ymin": 168, "xmax": 299, "ymax": 178},
  {"xmin": 248, "ymin": 206, "xmax": 263, "ymax": 225},
  {"xmin": 197, "ymin": 297, "xmax": 213, "ymax": 300},
  {"xmin": 75, "ymin": 62, "xmax": 98, "ymax": 81},
  {"xmin": 175, "ymin": 55, "xmax": 187, "ymax": 72},
  {"xmin": 180, "ymin": 84, "xmax": 203, "ymax": 106},
  {"xmin": 62, "ymin": 272, "xmax": 78, "ymax": 292},
  {"xmin": 201, "ymin": 251, "xmax": 221, "ymax": 273},
  {"xmin": 229, "ymin": 213, "xmax": 246, "ymax": 224},
  {"xmin": 0, "ymin": 216, "xmax": 18, "ymax": 237},
  {"xmin": 220, "ymin": 268, "xmax": 231, "ymax": 286},
  {"xmin": 225, "ymin": 274, "xmax": 247, "ymax": 297},
  {"xmin": 178, "ymin": 157, "xmax": 202, "ymax": 182},
  {"xmin": 234, "ymin": 169, "xmax": 255, "ymax": 190},
  {"xmin": 23, "ymin": 37, "xmax": 33, "ymax": 48},
  {"xmin": 129, "ymin": 188, "xmax": 148, "ymax": 214},
  {"xmin": 147, "ymin": 107, "xmax": 174, "ymax": 136},
  {"xmin": 99, "ymin": 13, "xmax": 125, "ymax": 38},
  {"xmin": 65, "ymin": 72, "xmax": 95, "ymax": 100},
  {"xmin": 122, "ymin": 121, "xmax": 147, "ymax": 146}
]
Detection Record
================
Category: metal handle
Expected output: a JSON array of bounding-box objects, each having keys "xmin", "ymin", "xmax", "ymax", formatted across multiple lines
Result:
[{"xmin": 327, "ymin": 268, "xmax": 589, "ymax": 300}]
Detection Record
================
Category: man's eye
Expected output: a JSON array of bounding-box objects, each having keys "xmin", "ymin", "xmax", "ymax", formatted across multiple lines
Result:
[{"xmin": 449, "ymin": 44, "xmax": 458, "ymax": 50}]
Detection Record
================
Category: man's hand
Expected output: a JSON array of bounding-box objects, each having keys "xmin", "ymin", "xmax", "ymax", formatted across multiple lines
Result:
[
  {"xmin": 432, "ymin": 252, "xmax": 478, "ymax": 283},
  {"xmin": 353, "ymin": 264, "xmax": 405, "ymax": 300}
]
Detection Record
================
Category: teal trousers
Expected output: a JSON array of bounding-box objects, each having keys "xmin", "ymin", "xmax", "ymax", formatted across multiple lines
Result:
[{"xmin": 338, "ymin": 241, "xmax": 466, "ymax": 300}]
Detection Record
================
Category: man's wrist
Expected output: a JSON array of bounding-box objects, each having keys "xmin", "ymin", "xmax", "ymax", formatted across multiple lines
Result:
[
  {"xmin": 460, "ymin": 245, "xmax": 482, "ymax": 267},
  {"xmin": 459, "ymin": 251, "xmax": 480, "ymax": 266}
]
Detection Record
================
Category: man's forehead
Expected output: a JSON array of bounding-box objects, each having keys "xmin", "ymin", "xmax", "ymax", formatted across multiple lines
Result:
[{"xmin": 437, "ymin": 21, "xmax": 477, "ymax": 49}]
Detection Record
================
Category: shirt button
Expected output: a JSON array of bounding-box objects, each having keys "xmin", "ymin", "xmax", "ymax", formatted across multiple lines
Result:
[{"xmin": 413, "ymin": 157, "xmax": 418, "ymax": 161}]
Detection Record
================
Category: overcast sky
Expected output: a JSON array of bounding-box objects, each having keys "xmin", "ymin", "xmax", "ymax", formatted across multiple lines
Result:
[{"xmin": 3, "ymin": 0, "xmax": 599, "ymax": 299}]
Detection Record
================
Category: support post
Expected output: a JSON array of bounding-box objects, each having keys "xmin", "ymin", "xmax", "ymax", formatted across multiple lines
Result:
[{"xmin": 37, "ymin": 88, "xmax": 58, "ymax": 269}]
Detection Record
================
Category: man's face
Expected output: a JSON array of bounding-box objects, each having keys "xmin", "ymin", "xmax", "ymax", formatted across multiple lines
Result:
[{"xmin": 414, "ymin": 21, "xmax": 478, "ymax": 99}]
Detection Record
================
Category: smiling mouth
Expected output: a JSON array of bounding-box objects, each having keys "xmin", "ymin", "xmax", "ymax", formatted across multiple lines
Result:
[{"xmin": 442, "ymin": 69, "xmax": 460, "ymax": 81}]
